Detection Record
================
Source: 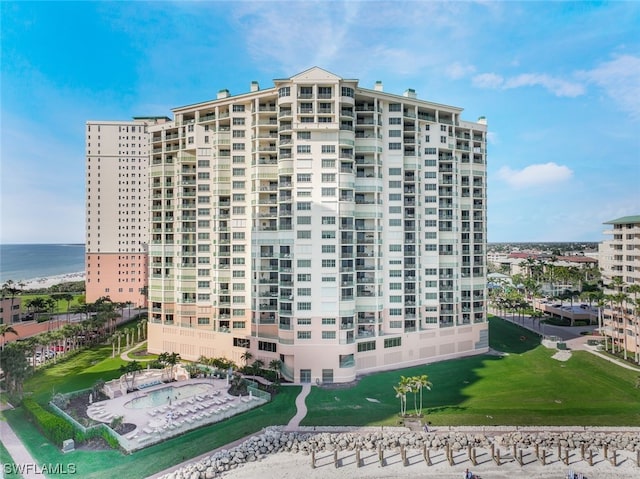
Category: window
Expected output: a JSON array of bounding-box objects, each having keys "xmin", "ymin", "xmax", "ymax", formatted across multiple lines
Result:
[
  {"xmin": 341, "ymin": 86, "xmax": 354, "ymax": 97},
  {"xmin": 389, "ymin": 283, "xmax": 402, "ymax": 290},
  {"xmin": 297, "ymin": 131, "xmax": 311, "ymax": 140},
  {"xmin": 388, "ymin": 181, "xmax": 401, "ymax": 188},
  {"xmin": 357, "ymin": 341, "xmax": 376, "ymax": 352},
  {"xmin": 322, "ymin": 317, "xmax": 336, "ymax": 325},
  {"xmin": 322, "ymin": 259, "xmax": 336, "ymax": 267},
  {"xmin": 297, "ymin": 145, "xmax": 311, "ymax": 154},
  {"xmin": 297, "ymin": 201, "xmax": 311, "ymax": 210},
  {"xmin": 389, "ymin": 219, "xmax": 402, "ymax": 226},
  {"xmin": 322, "ymin": 230, "xmax": 336, "ymax": 239},
  {"xmin": 321, "ymin": 145, "xmax": 336, "ymax": 153},
  {"xmin": 233, "ymin": 155, "xmax": 245, "ymax": 163},
  {"xmin": 389, "ymin": 206, "xmax": 401, "ymax": 214},
  {"xmin": 321, "ymin": 245, "xmax": 335, "ymax": 253},
  {"xmin": 297, "ymin": 318, "xmax": 311, "ymax": 325},
  {"xmin": 297, "ymin": 259, "xmax": 311, "ymax": 267},
  {"xmin": 258, "ymin": 341, "xmax": 277, "ymax": 352},
  {"xmin": 297, "ymin": 173, "xmax": 312, "ymax": 183},
  {"xmin": 233, "ymin": 337, "xmax": 250, "ymax": 348},
  {"xmin": 389, "ymin": 308, "xmax": 402, "ymax": 316},
  {"xmin": 388, "ymin": 168, "xmax": 402, "ymax": 176},
  {"xmin": 197, "ymin": 317, "xmax": 210, "ymax": 325},
  {"xmin": 232, "ymin": 168, "xmax": 245, "ymax": 176},
  {"xmin": 232, "ymin": 244, "xmax": 245, "ymax": 252},
  {"xmin": 232, "ymin": 130, "xmax": 245, "ymax": 138},
  {"xmin": 297, "ymin": 331, "xmax": 311, "ymax": 339},
  {"xmin": 298, "ymin": 302, "xmax": 311, "ymax": 310},
  {"xmin": 233, "ymin": 257, "xmax": 245, "ymax": 265},
  {"xmin": 233, "ymin": 270, "xmax": 245, "ymax": 278},
  {"xmin": 297, "ymin": 273, "xmax": 311, "ymax": 281},
  {"xmin": 279, "ymin": 86, "xmax": 290, "ymax": 97},
  {"xmin": 440, "ymin": 125, "xmax": 447, "ymax": 131},
  {"xmin": 389, "ymin": 117, "xmax": 402, "ymax": 125},
  {"xmin": 388, "ymin": 130, "xmax": 401, "ymax": 137},
  {"xmin": 232, "ymin": 181, "xmax": 245, "ymax": 189},
  {"xmin": 389, "ymin": 193, "xmax": 401, "ymax": 201},
  {"xmin": 297, "ymin": 230, "xmax": 311, "ymax": 239},
  {"xmin": 389, "ymin": 244, "xmax": 402, "ymax": 252},
  {"xmin": 384, "ymin": 337, "xmax": 402, "ymax": 348},
  {"xmin": 233, "ymin": 117, "xmax": 245, "ymax": 125},
  {"xmin": 389, "ymin": 270, "xmax": 402, "ymax": 277},
  {"xmin": 297, "ymin": 216, "xmax": 311, "ymax": 225},
  {"xmin": 322, "ymin": 331, "xmax": 336, "ymax": 339},
  {"xmin": 232, "ymin": 231, "xmax": 245, "ymax": 239},
  {"xmin": 232, "ymin": 104, "xmax": 245, "ymax": 112},
  {"xmin": 389, "ymin": 143, "xmax": 401, "ymax": 150},
  {"xmin": 318, "ymin": 86, "xmax": 332, "ymax": 97},
  {"xmin": 321, "ymin": 173, "xmax": 336, "ymax": 182},
  {"xmin": 232, "ymin": 193, "xmax": 245, "ymax": 202},
  {"xmin": 322, "ymin": 159, "xmax": 335, "ymax": 168},
  {"xmin": 297, "ymin": 288, "xmax": 311, "ymax": 296},
  {"xmin": 232, "ymin": 206, "xmax": 245, "ymax": 215},
  {"xmin": 441, "ymin": 136, "xmax": 447, "ymax": 143},
  {"xmin": 321, "ymin": 188, "xmax": 335, "ymax": 197},
  {"xmin": 322, "ymin": 216, "xmax": 336, "ymax": 225},
  {"xmin": 297, "ymin": 190, "xmax": 312, "ymax": 197}
]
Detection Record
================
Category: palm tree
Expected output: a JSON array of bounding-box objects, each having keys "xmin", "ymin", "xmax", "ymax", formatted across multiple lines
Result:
[
  {"xmin": 269, "ymin": 358, "xmax": 282, "ymax": 381},
  {"xmin": 415, "ymin": 374, "xmax": 433, "ymax": 416},
  {"xmin": 393, "ymin": 381, "xmax": 408, "ymax": 417},
  {"xmin": 166, "ymin": 352, "xmax": 181, "ymax": 381},
  {"xmin": 627, "ymin": 284, "xmax": 640, "ymax": 363},
  {"xmin": 1, "ymin": 280, "xmax": 24, "ymax": 323},
  {"xmin": 0, "ymin": 324, "xmax": 18, "ymax": 349},
  {"xmin": 252, "ymin": 358, "xmax": 265, "ymax": 376},
  {"xmin": 26, "ymin": 297, "xmax": 47, "ymax": 322},
  {"xmin": 52, "ymin": 292, "xmax": 74, "ymax": 327},
  {"xmin": 240, "ymin": 351, "xmax": 253, "ymax": 367}
]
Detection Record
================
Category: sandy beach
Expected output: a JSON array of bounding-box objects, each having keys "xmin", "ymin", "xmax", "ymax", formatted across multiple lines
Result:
[
  {"xmin": 219, "ymin": 447, "xmax": 638, "ymax": 479},
  {"xmin": 20, "ymin": 271, "xmax": 85, "ymax": 290}
]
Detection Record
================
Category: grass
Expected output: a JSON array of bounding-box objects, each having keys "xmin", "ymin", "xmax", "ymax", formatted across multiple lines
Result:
[
  {"xmin": 3, "ymin": 386, "xmax": 300, "ymax": 479},
  {"xmin": 20, "ymin": 293, "xmax": 84, "ymax": 315},
  {"xmin": 302, "ymin": 317, "xmax": 640, "ymax": 427},
  {"xmin": 124, "ymin": 342, "xmax": 158, "ymax": 361}
]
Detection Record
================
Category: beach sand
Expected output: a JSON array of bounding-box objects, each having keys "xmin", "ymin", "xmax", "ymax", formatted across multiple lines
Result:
[
  {"xmin": 219, "ymin": 447, "xmax": 638, "ymax": 479},
  {"xmin": 20, "ymin": 271, "xmax": 85, "ymax": 291}
]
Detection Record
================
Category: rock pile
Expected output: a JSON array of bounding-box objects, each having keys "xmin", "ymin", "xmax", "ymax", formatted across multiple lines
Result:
[{"xmin": 157, "ymin": 427, "xmax": 640, "ymax": 479}]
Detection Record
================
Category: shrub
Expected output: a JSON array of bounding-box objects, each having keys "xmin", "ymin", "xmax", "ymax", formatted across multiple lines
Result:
[{"xmin": 22, "ymin": 398, "xmax": 76, "ymax": 447}]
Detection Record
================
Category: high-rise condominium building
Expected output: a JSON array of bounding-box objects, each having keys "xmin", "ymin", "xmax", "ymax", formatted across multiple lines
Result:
[
  {"xmin": 599, "ymin": 215, "xmax": 640, "ymax": 359},
  {"xmin": 85, "ymin": 118, "xmax": 169, "ymax": 307},
  {"xmin": 146, "ymin": 67, "xmax": 489, "ymax": 383}
]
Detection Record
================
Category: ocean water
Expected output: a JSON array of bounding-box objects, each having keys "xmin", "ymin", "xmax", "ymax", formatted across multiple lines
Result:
[{"xmin": 0, "ymin": 244, "xmax": 85, "ymax": 283}]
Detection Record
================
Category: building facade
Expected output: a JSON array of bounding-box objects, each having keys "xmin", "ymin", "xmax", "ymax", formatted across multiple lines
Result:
[
  {"xmin": 146, "ymin": 67, "xmax": 489, "ymax": 383},
  {"xmin": 599, "ymin": 215, "xmax": 640, "ymax": 359},
  {"xmin": 85, "ymin": 118, "xmax": 169, "ymax": 307}
]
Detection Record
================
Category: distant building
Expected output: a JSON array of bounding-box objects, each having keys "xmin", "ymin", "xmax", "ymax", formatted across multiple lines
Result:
[
  {"xmin": 85, "ymin": 117, "xmax": 169, "ymax": 307},
  {"xmin": 599, "ymin": 215, "xmax": 640, "ymax": 358},
  {"xmin": 0, "ymin": 296, "xmax": 21, "ymax": 324},
  {"xmin": 144, "ymin": 67, "xmax": 489, "ymax": 383}
]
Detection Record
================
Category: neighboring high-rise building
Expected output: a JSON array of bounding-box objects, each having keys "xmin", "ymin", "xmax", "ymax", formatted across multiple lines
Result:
[
  {"xmin": 599, "ymin": 215, "xmax": 640, "ymax": 359},
  {"xmin": 85, "ymin": 117, "xmax": 169, "ymax": 307},
  {"xmin": 144, "ymin": 67, "xmax": 489, "ymax": 383}
]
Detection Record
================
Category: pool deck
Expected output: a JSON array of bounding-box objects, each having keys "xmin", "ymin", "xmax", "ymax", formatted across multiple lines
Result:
[{"xmin": 85, "ymin": 377, "xmax": 266, "ymax": 451}]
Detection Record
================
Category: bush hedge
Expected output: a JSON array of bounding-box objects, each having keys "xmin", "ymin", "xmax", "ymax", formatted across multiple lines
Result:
[{"xmin": 22, "ymin": 398, "xmax": 75, "ymax": 447}]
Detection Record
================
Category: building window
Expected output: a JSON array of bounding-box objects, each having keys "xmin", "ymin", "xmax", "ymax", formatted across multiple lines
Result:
[
  {"xmin": 389, "ymin": 117, "xmax": 401, "ymax": 125},
  {"xmin": 297, "ymin": 274, "xmax": 311, "ymax": 282},
  {"xmin": 322, "ymin": 331, "xmax": 336, "ymax": 340},
  {"xmin": 357, "ymin": 341, "xmax": 376, "ymax": 352},
  {"xmin": 322, "ymin": 317, "xmax": 336, "ymax": 325},
  {"xmin": 321, "ymin": 259, "xmax": 336, "ymax": 267},
  {"xmin": 389, "ymin": 103, "xmax": 401, "ymax": 112},
  {"xmin": 297, "ymin": 145, "xmax": 311, "ymax": 154},
  {"xmin": 279, "ymin": 86, "xmax": 290, "ymax": 97},
  {"xmin": 297, "ymin": 216, "xmax": 312, "ymax": 225},
  {"xmin": 233, "ymin": 337, "xmax": 250, "ymax": 348},
  {"xmin": 297, "ymin": 230, "xmax": 311, "ymax": 239},
  {"xmin": 389, "ymin": 143, "xmax": 401, "ymax": 150},
  {"xmin": 321, "ymin": 245, "xmax": 335, "ymax": 253},
  {"xmin": 322, "ymin": 230, "xmax": 336, "ymax": 239},
  {"xmin": 258, "ymin": 341, "xmax": 277, "ymax": 352},
  {"xmin": 321, "ymin": 188, "xmax": 335, "ymax": 197},
  {"xmin": 297, "ymin": 288, "xmax": 311, "ymax": 296},
  {"xmin": 297, "ymin": 318, "xmax": 312, "ymax": 325},
  {"xmin": 384, "ymin": 337, "xmax": 402, "ymax": 348},
  {"xmin": 297, "ymin": 174, "xmax": 312, "ymax": 183},
  {"xmin": 232, "ymin": 104, "xmax": 245, "ymax": 112},
  {"xmin": 297, "ymin": 259, "xmax": 311, "ymax": 267},
  {"xmin": 297, "ymin": 202, "xmax": 311, "ymax": 210},
  {"xmin": 297, "ymin": 331, "xmax": 311, "ymax": 339},
  {"xmin": 297, "ymin": 131, "xmax": 311, "ymax": 140}
]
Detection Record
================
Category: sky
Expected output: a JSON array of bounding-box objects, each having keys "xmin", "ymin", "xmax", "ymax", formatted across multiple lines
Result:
[{"xmin": 1, "ymin": 1, "xmax": 639, "ymax": 244}]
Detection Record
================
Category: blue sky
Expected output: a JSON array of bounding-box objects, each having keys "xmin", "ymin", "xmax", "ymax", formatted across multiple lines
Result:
[{"xmin": 1, "ymin": 1, "xmax": 639, "ymax": 244}]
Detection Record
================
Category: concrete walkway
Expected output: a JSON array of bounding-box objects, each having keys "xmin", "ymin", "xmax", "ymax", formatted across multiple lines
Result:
[
  {"xmin": 284, "ymin": 383, "xmax": 311, "ymax": 431},
  {"xmin": 0, "ymin": 403, "xmax": 41, "ymax": 479}
]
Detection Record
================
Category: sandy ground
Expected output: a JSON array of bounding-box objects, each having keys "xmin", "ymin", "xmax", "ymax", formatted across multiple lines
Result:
[
  {"xmin": 219, "ymin": 447, "xmax": 638, "ymax": 479},
  {"xmin": 21, "ymin": 271, "xmax": 85, "ymax": 290}
]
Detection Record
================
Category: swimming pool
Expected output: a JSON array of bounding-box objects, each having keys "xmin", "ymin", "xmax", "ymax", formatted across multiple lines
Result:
[{"xmin": 124, "ymin": 383, "xmax": 215, "ymax": 409}]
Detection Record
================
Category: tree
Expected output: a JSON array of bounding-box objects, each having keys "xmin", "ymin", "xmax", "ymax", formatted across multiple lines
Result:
[
  {"xmin": 415, "ymin": 374, "xmax": 433, "ymax": 416},
  {"xmin": 0, "ymin": 324, "xmax": 18, "ymax": 349},
  {"xmin": 166, "ymin": 352, "xmax": 181, "ymax": 381},
  {"xmin": 0, "ymin": 341, "xmax": 29, "ymax": 395},
  {"xmin": 252, "ymin": 358, "xmax": 265, "ymax": 376},
  {"xmin": 627, "ymin": 284, "xmax": 640, "ymax": 363},
  {"xmin": 240, "ymin": 351, "xmax": 253, "ymax": 367},
  {"xmin": 1, "ymin": 280, "xmax": 24, "ymax": 323},
  {"xmin": 393, "ymin": 379, "xmax": 409, "ymax": 417},
  {"xmin": 52, "ymin": 292, "xmax": 74, "ymax": 327},
  {"xmin": 26, "ymin": 297, "xmax": 47, "ymax": 322},
  {"xmin": 269, "ymin": 358, "xmax": 282, "ymax": 381},
  {"xmin": 120, "ymin": 360, "xmax": 143, "ymax": 392}
]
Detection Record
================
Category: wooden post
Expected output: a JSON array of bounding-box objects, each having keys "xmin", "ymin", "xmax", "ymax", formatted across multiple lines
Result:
[
  {"xmin": 472, "ymin": 447, "xmax": 477, "ymax": 466},
  {"xmin": 378, "ymin": 444, "xmax": 384, "ymax": 467},
  {"xmin": 518, "ymin": 449, "xmax": 523, "ymax": 466},
  {"xmin": 423, "ymin": 446, "xmax": 432, "ymax": 466},
  {"xmin": 356, "ymin": 446, "xmax": 361, "ymax": 468},
  {"xmin": 563, "ymin": 448, "xmax": 569, "ymax": 465},
  {"xmin": 402, "ymin": 445, "xmax": 408, "ymax": 466},
  {"xmin": 447, "ymin": 444, "xmax": 455, "ymax": 466},
  {"xmin": 637, "ymin": 450, "xmax": 640, "ymax": 467},
  {"xmin": 604, "ymin": 444, "xmax": 608, "ymax": 459},
  {"xmin": 467, "ymin": 445, "xmax": 473, "ymax": 464},
  {"xmin": 334, "ymin": 449, "xmax": 338, "ymax": 468},
  {"xmin": 311, "ymin": 449, "xmax": 316, "ymax": 469},
  {"xmin": 588, "ymin": 449, "xmax": 594, "ymax": 467},
  {"xmin": 494, "ymin": 448, "xmax": 501, "ymax": 466},
  {"xmin": 581, "ymin": 443, "xmax": 585, "ymax": 460},
  {"xmin": 535, "ymin": 443, "xmax": 539, "ymax": 459},
  {"xmin": 512, "ymin": 444, "xmax": 517, "ymax": 458},
  {"xmin": 610, "ymin": 450, "xmax": 617, "ymax": 467},
  {"xmin": 490, "ymin": 443, "xmax": 495, "ymax": 459},
  {"xmin": 557, "ymin": 443, "xmax": 561, "ymax": 460},
  {"xmin": 541, "ymin": 449, "xmax": 546, "ymax": 466}
]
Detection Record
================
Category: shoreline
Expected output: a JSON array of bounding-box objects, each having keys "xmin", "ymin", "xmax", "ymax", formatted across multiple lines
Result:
[{"xmin": 18, "ymin": 271, "xmax": 86, "ymax": 291}]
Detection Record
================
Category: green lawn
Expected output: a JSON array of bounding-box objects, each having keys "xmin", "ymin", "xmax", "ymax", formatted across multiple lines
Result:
[
  {"xmin": 20, "ymin": 293, "xmax": 84, "ymax": 315},
  {"xmin": 302, "ymin": 317, "xmax": 640, "ymax": 427},
  {"xmin": 3, "ymin": 386, "xmax": 299, "ymax": 479}
]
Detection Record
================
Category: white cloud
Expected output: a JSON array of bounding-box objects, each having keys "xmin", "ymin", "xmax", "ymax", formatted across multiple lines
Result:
[
  {"xmin": 445, "ymin": 62, "xmax": 476, "ymax": 79},
  {"xmin": 472, "ymin": 72, "xmax": 504, "ymax": 89},
  {"xmin": 472, "ymin": 71, "xmax": 584, "ymax": 97},
  {"xmin": 497, "ymin": 162, "xmax": 574, "ymax": 188},
  {"xmin": 580, "ymin": 54, "xmax": 640, "ymax": 119}
]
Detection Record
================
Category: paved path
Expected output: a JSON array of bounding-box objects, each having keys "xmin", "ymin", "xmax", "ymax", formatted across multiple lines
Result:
[
  {"xmin": 0, "ymin": 403, "xmax": 41, "ymax": 479},
  {"xmin": 284, "ymin": 383, "xmax": 311, "ymax": 431}
]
